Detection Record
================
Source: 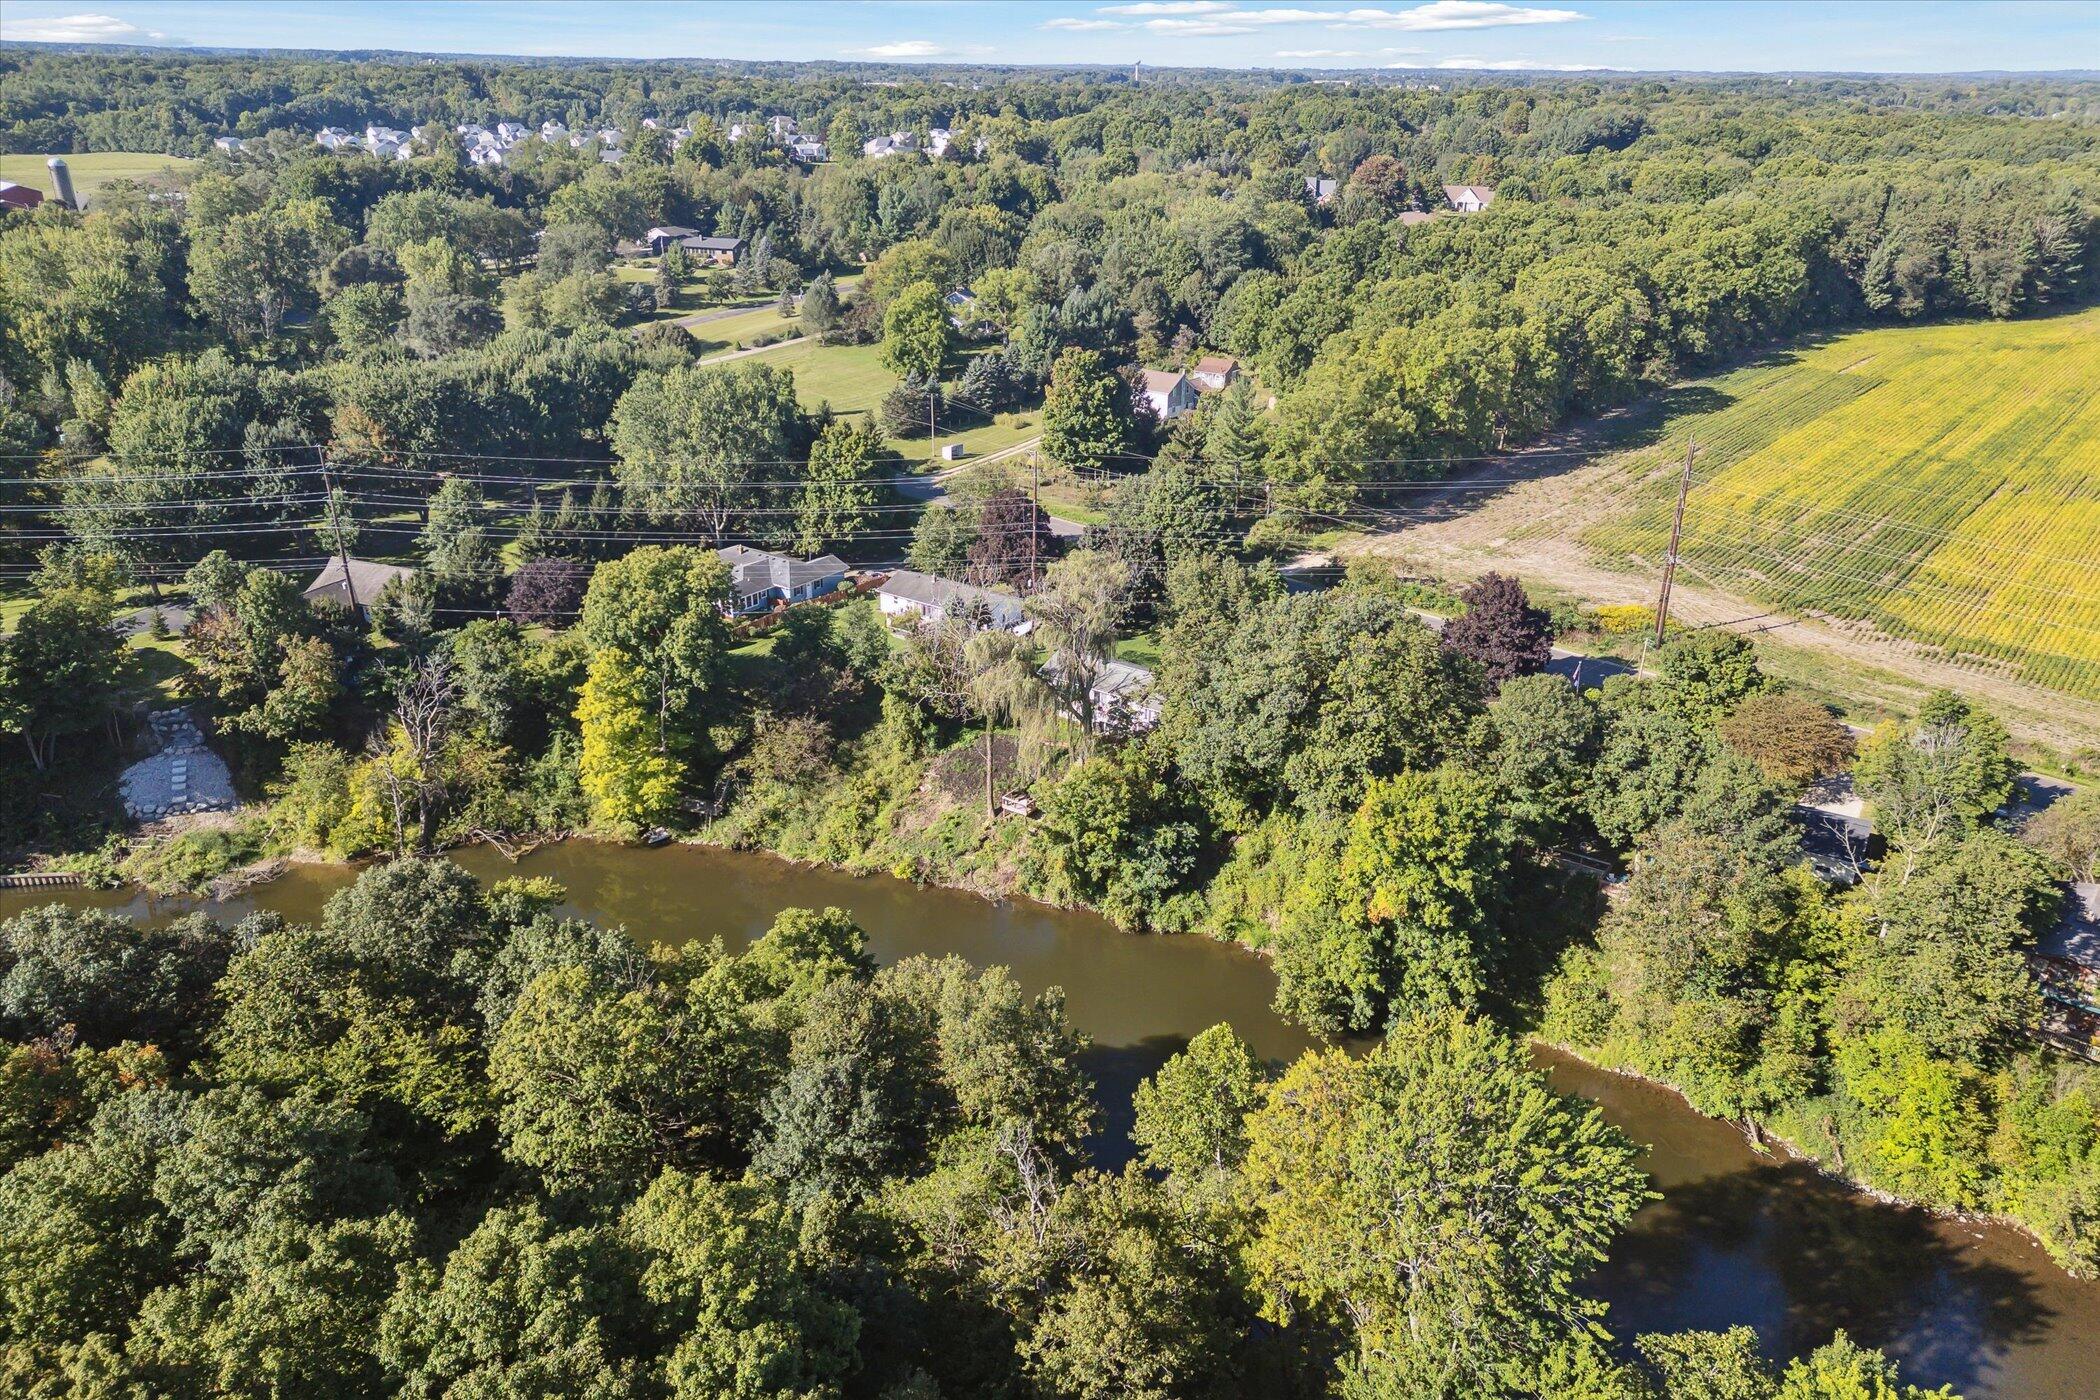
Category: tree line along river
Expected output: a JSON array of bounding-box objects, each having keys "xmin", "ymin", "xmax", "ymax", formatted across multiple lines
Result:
[{"xmin": 7, "ymin": 839, "xmax": 2096, "ymax": 1398}]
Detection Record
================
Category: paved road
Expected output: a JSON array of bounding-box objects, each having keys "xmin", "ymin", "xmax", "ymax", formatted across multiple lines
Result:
[{"xmin": 890, "ymin": 437, "xmax": 1085, "ymax": 537}]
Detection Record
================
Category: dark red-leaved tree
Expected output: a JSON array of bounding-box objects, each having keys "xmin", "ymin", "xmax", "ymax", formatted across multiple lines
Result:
[
  {"xmin": 1441, "ymin": 572, "xmax": 1552, "ymax": 688},
  {"xmin": 507, "ymin": 557, "xmax": 592, "ymax": 626},
  {"xmin": 966, "ymin": 488, "xmax": 1058, "ymax": 590}
]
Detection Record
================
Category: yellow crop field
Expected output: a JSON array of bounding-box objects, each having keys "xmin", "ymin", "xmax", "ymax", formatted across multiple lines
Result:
[{"xmin": 1571, "ymin": 308, "xmax": 2100, "ymax": 699}]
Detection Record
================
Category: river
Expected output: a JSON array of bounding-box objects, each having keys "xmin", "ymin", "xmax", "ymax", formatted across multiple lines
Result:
[{"xmin": 7, "ymin": 839, "xmax": 2096, "ymax": 1397}]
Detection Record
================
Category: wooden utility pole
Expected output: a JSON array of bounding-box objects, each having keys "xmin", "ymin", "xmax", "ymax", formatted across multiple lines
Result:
[
  {"xmin": 320, "ymin": 452, "xmax": 360, "ymax": 615},
  {"xmin": 1029, "ymin": 452, "xmax": 1041, "ymax": 591},
  {"xmin": 1652, "ymin": 438, "xmax": 1696, "ymax": 648}
]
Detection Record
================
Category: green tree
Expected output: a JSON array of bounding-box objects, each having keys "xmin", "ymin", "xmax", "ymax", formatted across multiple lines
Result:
[
  {"xmin": 579, "ymin": 545, "xmax": 731, "ymax": 749},
  {"xmin": 1855, "ymin": 690, "xmax": 2016, "ymax": 871},
  {"xmin": 1130, "ymin": 1023, "xmax": 1266, "ymax": 1189},
  {"xmin": 0, "ymin": 588, "xmax": 133, "ymax": 770},
  {"xmin": 794, "ymin": 418, "xmax": 886, "ymax": 555},
  {"xmin": 1041, "ymin": 348, "xmax": 1132, "ymax": 474},
  {"xmin": 1474, "ymin": 672, "xmax": 1599, "ymax": 847},
  {"xmin": 610, "ymin": 363, "xmax": 806, "ymax": 542},
  {"xmin": 1242, "ymin": 1016, "xmax": 1650, "ymax": 1395},
  {"xmin": 880, "ymin": 280, "xmax": 954, "ymax": 382},
  {"xmin": 577, "ymin": 649, "xmax": 685, "ymax": 831},
  {"xmin": 1655, "ymin": 630, "xmax": 1767, "ymax": 722},
  {"xmin": 188, "ymin": 198, "xmax": 350, "ymax": 341}
]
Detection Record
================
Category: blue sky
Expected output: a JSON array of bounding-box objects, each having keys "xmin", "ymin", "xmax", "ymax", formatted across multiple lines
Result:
[{"xmin": 3, "ymin": 2, "xmax": 2097, "ymax": 73}]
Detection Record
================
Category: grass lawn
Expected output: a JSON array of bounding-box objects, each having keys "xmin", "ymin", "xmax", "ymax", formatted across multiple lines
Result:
[
  {"xmin": 739, "ymin": 338, "xmax": 1043, "ymax": 463},
  {"xmin": 687, "ymin": 303, "xmax": 800, "ymax": 355},
  {"xmin": 1113, "ymin": 630, "xmax": 1163, "ymax": 670},
  {"xmin": 0, "ymin": 152, "xmax": 195, "ymax": 202}
]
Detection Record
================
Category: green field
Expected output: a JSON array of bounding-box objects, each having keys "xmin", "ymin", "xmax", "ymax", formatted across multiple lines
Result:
[
  {"xmin": 741, "ymin": 338, "xmax": 1042, "ymax": 464},
  {"xmin": 0, "ymin": 152, "xmax": 195, "ymax": 203},
  {"xmin": 1563, "ymin": 309, "xmax": 2100, "ymax": 699}
]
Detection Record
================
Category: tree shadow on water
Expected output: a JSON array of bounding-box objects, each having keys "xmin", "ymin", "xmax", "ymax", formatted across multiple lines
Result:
[
  {"xmin": 1590, "ymin": 1160, "xmax": 2053, "ymax": 1395},
  {"xmin": 1076, "ymin": 1035, "xmax": 1191, "ymax": 1172}
]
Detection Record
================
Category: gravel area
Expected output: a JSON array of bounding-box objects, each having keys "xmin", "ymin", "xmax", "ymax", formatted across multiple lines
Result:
[{"xmin": 120, "ymin": 707, "xmax": 237, "ymax": 820}]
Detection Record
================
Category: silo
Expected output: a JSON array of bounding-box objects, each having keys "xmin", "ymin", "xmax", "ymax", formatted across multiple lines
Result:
[{"xmin": 46, "ymin": 157, "xmax": 80, "ymax": 210}]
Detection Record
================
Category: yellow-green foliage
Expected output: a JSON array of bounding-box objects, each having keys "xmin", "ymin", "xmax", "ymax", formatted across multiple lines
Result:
[
  {"xmin": 577, "ymin": 648, "xmax": 682, "ymax": 831},
  {"xmin": 1577, "ymin": 309, "xmax": 2100, "ymax": 698}
]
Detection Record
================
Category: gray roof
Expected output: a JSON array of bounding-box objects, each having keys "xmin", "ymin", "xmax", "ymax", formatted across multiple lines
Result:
[
  {"xmin": 2038, "ymin": 883, "xmax": 2100, "ymax": 971},
  {"xmin": 301, "ymin": 558, "xmax": 415, "ymax": 609},
  {"xmin": 878, "ymin": 569, "xmax": 1025, "ymax": 629},
  {"xmin": 717, "ymin": 546, "xmax": 848, "ymax": 595},
  {"xmin": 1091, "ymin": 660, "xmax": 1154, "ymax": 699},
  {"xmin": 679, "ymin": 235, "xmax": 744, "ymax": 253}
]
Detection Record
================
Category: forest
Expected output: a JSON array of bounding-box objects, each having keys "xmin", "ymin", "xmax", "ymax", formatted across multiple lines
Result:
[{"xmin": 2, "ymin": 48, "xmax": 2099, "ymax": 1396}]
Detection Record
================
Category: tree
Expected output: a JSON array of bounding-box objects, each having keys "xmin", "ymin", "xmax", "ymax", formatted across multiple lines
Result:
[
  {"xmin": 1274, "ymin": 765, "xmax": 1510, "ymax": 1036},
  {"xmin": 1775, "ymin": 1330, "xmax": 1957, "ymax": 1400},
  {"xmin": 1130, "ymin": 1023, "xmax": 1266, "ymax": 1188},
  {"xmin": 1242, "ymin": 1016, "xmax": 1649, "ymax": 1394},
  {"xmin": 577, "ymin": 649, "xmax": 684, "ymax": 831},
  {"xmin": 420, "ymin": 475, "xmax": 503, "ymax": 610},
  {"xmin": 0, "ymin": 907, "xmax": 233, "ymax": 1059},
  {"xmin": 1041, "ymin": 348, "xmax": 1131, "ymax": 474},
  {"xmin": 880, "ymin": 280, "xmax": 953, "ymax": 382},
  {"xmin": 1440, "ymin": 572, "xmax": 1552, "ymax": 689},
  {"xmin": 2025, "ymin": 786, "xmax": 2100, "ymax": 884},
  {"xmin": 611, "ymin": 363, "xmax": 806, "ymax": 542},
  {"xmin": 1719, "ymin": 691, "xmax": 1856, "ymax": 787},
  {"xmin": 1655, "ymin": 630, "xmax": 1766, "ymax": 722},
  {"xmin": 188, "ymin": 198, "xmax": 349, "ymax": 341},
  {"xmin": 752, "ymin": 978, "xmax": 931, "ymax": 1204},
  {"xmin": 507, "ymin": 556, "xmax": 592, "ymax": 626},
  {"xmin": 1475, "ymin": 673, "xmax": 1599, "ymax": 847},
  {"xmin": 794, "ymin": 418, "xmax": 886, "ymax": 555},
  {"xmin": 1854, "ymin": 689, "xmax": 2016, "ymax": 872},
  {"xmin": 908, "ymin": 502, "xmax": 975, "ymax": 578},
  {"xmin": 0, "ymin": 588, "xmax": 132, "ymax": 771},
  {"xmin": 579, "ymin": 545, "xmax": 731, "ymax": 749},
  {"xmin": 1033, "ymin": 742, "xmax": 1207, "ymax": 929},
  {"xmin": 1026, "ymin": 549, "xmax": 1131, "ymax": 730},
  {"xmin": 966, "ymin": 489, "xmax": 1056, "ymax": 589},
  {"xmin": 800, "ymin": 272, "xmax": 841, "ymax": 337}
]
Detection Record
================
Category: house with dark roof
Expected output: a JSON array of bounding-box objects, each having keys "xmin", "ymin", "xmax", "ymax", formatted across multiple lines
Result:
[
  {"xmin": 716, "ymin": 546, "xmax": 850, "ymax": 615},
  {"xmin": 1305, "ymin": 176, "xmax": 1338, "ymax": 205},
  {"xmin": 643, "ymin": 225, "xmax": 697, "ymax": 254},
  {"xmin": 678, "ymin": 234, "xmax": 745, "ymax": 266},
  {"xmin": 301, "ymin": 558, "xmax": 416, "ymax": 616},
  {"xmin": 875, "ymin": 570, "xmax": 1026, "ymax": 632}
]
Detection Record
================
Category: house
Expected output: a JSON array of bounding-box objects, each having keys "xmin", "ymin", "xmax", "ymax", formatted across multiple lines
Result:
[
  {"xmin": 1084, "ymin": 661, "xmax": 1162, "ymax": 733},
  {"xmin": 644, "ymin": 225, "xmax": 698, "ymax": 254},
  {"xmin": 928, "ymin": 127, "xmax": 953, "ymax": 158},
  {"xmin": 862, "ymin": 135, "xmax": 897, "ymax": 158},
  {"xmin": 715, "ymin": 546, "xmax": 850, "ymax": 616},
  {"xmin": 944, "ymin": 288, "xmax": 983, "ymax": 331},
  {"xmin": 2031, "ymin": 883, "xmax": 2100, "ymax": 1061},
  {"xmin": 540, "ymin": 120, "xmax": 569, "ymax": 141},
  {"xmin": 1139, "ymin": 369, "xmax": 1198, "ymax": 423},
  {"xmin": 1396, "ymin": 210, "xmax": 1435, "ymax": 226},
  {"xmin": 0, "ymin": 182, "xmax": 45, "ymax": 212},
  {"xmin": 1189, "ymin": 355, "xmax": 1239, "ymax": 392},
  {"xmin": 315, "ymin": 127, "xmax": 354, "ymax": 151},
  {"xmin": 1305, "ymin": 176, "xmax": 1338, "ymax": 205},
  {"xmin": 1443, "ymin": 184, "xmax": 1495, "ymax": 213},
  {"xmin": 876, "ymin": 570, "xmax": 1027, "ymax": 632},
  {"xmin": 768, "ymin": 115, "xmax": 797, "ymax": 139},
  {"xmin": 496, "ymin": 121, "xmax": 529, "ymax": 144},
  {"xmin": 213, "ymin": 136, "xmax": 245, "ymax": 154},
  {"xmin": 678, "ymin": 234, "xmax": 745, "ymax": 267},
  {"xmin": 789, "ymin": 138, "xmax": 829, "ymax": 164},
  {"xmin": 468, "ymin": 146, "xmax": 505, "ymax": 168},
  {"xmin": 301, "ymin": 558, "xmax": 416, "ymax": 616}
]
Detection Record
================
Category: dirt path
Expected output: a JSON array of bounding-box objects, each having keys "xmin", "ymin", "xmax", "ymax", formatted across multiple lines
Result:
[{"xmin": 1347, "ymin": 418, "xmax": 2100, "ymax": 753}]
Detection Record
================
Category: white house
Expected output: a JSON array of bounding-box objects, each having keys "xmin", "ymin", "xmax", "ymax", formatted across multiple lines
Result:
[
  {"xmin": 862, "ymin": 135, "xmax": 896, "ymax": 158},
  {"xmin": 876, "ymin": 570, "xmax": 1026, "ymax": 632},
  {"xmin": 213, "ymin": 136, "xmax": 244, "ymax": 154},
  {"xmin": 315, "ymin": 127, "xmax": 354, "ymax": 150},
  {"xmin": 1305, "ymin": 175, "xmax": 1337, "ymax": 205},
  {"xmin": 1189, "ymin": 355, "xmax": 1238, "ymax": 392},
  {"xmin": 540, "ymin": 120, "xmax": 569, "ymax": 141},
  {"xmin": 928, "ymin": 127, "xmax": 953, "ymax": 158},
  {"xmin": 468, "ymin": 146, "xmax": 505, "ymax": 168},
  {"xmin": 496, "ymin": 121, "xmax": 528, "ymax": 144},
  {"xmin": 1139, "ymin": 369, "xmax": 1198, "ymax": 423},
  {"xmin": 789, "ymin": 138, "xmax": 829, "ymax": 164},
  {"xmin": 1085, "ymin": 661, "xmax": 1161, "ymax": 733},
  {"xmin": 1443, "ymin": 183, "xmax": 1495, "ymax": 213},
  {"xmin": 944, "ymin": 288, "xmax": 983, "ymax": 332},
  {"xmin": 716, "ymin": 546, "xmax": 850, "ymax": 616},
  {"xmin": 768, "ymin": 114, "xmax": 797, "ymax": 139}
]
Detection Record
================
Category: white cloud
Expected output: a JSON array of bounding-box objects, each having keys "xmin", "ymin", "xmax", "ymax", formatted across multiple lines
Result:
[
  {"xmin": 861, "ymin": 40, "xmax": 948, "ymax": 58},
  {"xmin": 1144, "ymin": 18, "xmax": 1259, "ymax": 33},
  {"xmin": 0, "ymin": 11, "xmax": 183, "ymax": 44},
  {"xmin": 1433, "ymin": 54, "xmax": 1614, "ymax": 69},
  {"xmin": 1099, "ymin": 1, "xmax": 1237, "ymax": 13},
  {"xmin": 1091, "ymin": 2, "xmax": 1585, "ymax": 32},
  {"xmin": 1041, "ymin": 16, "xmax": 1127, "ymax": 30},
  {"xmin": 1275, "ymin": 48, "xmax": 1367, "ymax": 57}
]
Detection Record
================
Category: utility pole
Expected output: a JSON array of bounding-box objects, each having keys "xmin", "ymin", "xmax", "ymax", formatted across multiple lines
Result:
[
  {"xmin": 320, "ymin": 451, "xmax": 360, "ymax": 616},
  {"xmin": 1652, "ymin": 438, "xmax": 1696, "ymax": 649},
  {"xmin": 1029, "ymin": 451, "xmax": 1041, "ymax": 591}
]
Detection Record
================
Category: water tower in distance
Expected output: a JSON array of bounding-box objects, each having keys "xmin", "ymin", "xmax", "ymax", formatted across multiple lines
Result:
[{"xmin": 46, "ymin": 157, "xmax": 81, "ymax": 210}]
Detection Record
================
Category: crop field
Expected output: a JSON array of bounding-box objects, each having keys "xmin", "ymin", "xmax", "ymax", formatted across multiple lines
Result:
[
  {"xmin": 1535, "ymin": 310, "xmax": 2100, "ymax": 701},
  {"xmin": 0, "ymin": 152, "xmax": 195, "ymax": 201}
]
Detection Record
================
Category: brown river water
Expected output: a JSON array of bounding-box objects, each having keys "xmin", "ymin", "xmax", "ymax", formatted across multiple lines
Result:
[{"xmin": 7, "ymin": 840, "xmax": 2096, "ymax": 1397}]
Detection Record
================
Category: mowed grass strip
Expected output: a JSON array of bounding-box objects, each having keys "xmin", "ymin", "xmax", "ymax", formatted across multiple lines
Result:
[
  {"xmin": 0, "ymin": 152, "xmax": 195, "ymax": 201},
  {"xmin": 1574, "ymin": 308, "xmax": 2100, "ymax": 698}
]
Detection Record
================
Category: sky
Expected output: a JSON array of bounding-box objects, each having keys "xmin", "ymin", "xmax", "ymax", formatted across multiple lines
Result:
[{"xmin": 2, "ymin": 1, "xmax": 2097, "ymax": 74}]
